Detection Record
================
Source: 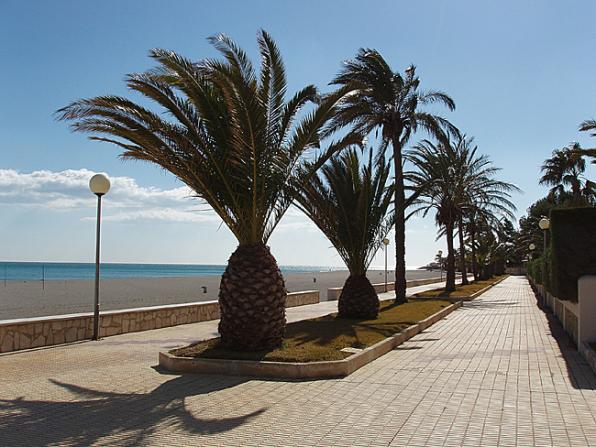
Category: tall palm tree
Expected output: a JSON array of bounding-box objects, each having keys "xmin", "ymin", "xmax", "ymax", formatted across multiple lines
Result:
[
  {"xmin": 295, "ymin": 148, "xmax": 394, "ymax": 319},
  {"xmin": 58, "ymin": 30, "xmax": 357, "ymax": 351},
  {"xmin": 579, "ymin": 119, "xmax": 596, "ymax": 137},
  {"xmin": 330, "ymin": 49, "xmax": 455, "ymax": 303},
  {"xmin": 539, "ymin": 144, "xmax": 595, "ymax": 205},
  {"xmin": 408, "ymin": 136, "xmax": 518, "ymax": 291},
  {"xmin": 576, "ymin": 120, "xmax": 596, "ymax": 164}
]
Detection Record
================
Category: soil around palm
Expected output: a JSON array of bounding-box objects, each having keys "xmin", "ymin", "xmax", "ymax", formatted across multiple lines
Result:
[{"xmin": 171, "ymin": 299, "xmax": 450, "ymax": 362}]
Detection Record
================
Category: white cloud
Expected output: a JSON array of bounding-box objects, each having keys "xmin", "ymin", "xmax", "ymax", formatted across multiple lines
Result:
[
  {"xmin": 275, "ymin": 205, "xmax": 318, "ymax": 233},
  {"xmin": 0, "ymin": 168, "xmax": 218, "ymax": 223}
]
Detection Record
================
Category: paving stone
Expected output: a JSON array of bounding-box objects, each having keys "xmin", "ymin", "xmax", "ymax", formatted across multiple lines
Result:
[{"xmin": 0, "ymin": 277, "xmax": 595, "ymax": 446}]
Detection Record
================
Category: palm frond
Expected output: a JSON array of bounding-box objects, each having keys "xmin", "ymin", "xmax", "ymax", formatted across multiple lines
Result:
[{"xmin": 58, "ymin": 30, "xmax": 349, "ymax": 244}]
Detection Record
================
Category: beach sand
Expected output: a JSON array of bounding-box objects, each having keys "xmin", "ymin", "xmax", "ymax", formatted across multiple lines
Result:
[{"xmin": 0, "ymin": 269, "xmax": 441, "ymax": 320}]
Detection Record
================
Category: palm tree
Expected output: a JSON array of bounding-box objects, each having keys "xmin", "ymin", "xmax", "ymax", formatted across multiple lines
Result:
[
  {"xmin": 295, "ymin": 148, "xmax": 394, "ymax": 319},
  {"xmin": 330, "ymin": 49, "xmax": 455, "ymax": 303},
  {"xmin": 408, "ymin": 135, "xmax": 518, "ymax": 291},
  {"xmin": 57, "ymin": 30, "xmax": 357, "ymax": 351},
  {"xmin": 408, "ymin": 139, "xmax": 460, "ymax": 291},
  {"xmin": 579, "ymin": 119, "xmax": 596, "ymax": 136},
  {"xmin": 576, "ymin": 120, "xmax": 596, "ymax": 164},
  {"xmin": 539, "ymin": 143, "xmax": 595, "ymax": 205}
]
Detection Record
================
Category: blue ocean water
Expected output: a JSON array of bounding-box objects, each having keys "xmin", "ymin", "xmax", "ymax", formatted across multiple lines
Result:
[{"xmin": 0, "ymin": 262, "xmax": 336, "ymax": 281}]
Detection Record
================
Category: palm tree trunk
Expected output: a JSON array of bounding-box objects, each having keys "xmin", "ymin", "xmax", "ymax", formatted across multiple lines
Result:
[
  {"xmin": 445, "ymin": 221, "xmax": 456, "ymax": 292},
  {"xmin": 392, "ymin": 135, "xmax": 407, "ymax": 304},
  {"xmin": 458, "ymin": 217, "xmax": 469, "ymax": 285},
  {"xmin": 338, "ymin": 274, "xmax": 379, "ymax": 319},
  {"xmin": 218, "ymin": 243, "xmax": 286, "ymax": 350},
  {"xmin": 470, "ymin": 229, "xmax": 479, "ymax": 281}
]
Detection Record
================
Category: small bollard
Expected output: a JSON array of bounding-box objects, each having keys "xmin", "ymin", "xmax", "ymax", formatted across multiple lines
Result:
[{"xmin": 201, "ymin": 286, "xmax": 207, "ymax": 293}]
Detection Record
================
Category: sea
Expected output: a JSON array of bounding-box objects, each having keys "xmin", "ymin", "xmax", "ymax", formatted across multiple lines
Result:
[{"xmin": 0, "ymin": 262, "xmax": 340, "ymax": 281}]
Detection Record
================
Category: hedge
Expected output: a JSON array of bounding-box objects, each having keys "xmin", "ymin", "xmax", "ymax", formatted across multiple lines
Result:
[
  {"xmin": 550, "ymin": 207, "xmax": 596, "ymax": 301},
  {"xmin": 527, "ymin": 249, "xmax": 551, "ymax": 289}
]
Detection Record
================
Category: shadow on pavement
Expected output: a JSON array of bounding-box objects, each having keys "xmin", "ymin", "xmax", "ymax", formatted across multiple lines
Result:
[
  {"xmin": 538, "ymin": 303, "xmax": 596, "ymax": 390},
  {"xmin": 0, "ymin": 374, "xmax": 265, "ymax": 446}
]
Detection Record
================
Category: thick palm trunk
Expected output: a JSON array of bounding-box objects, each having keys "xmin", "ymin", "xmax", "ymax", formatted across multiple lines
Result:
[
  {"xmin": 445, "ymin": 222, "xmax": 456, "ymax": 292},
  {"xmin": 338, "ymin": 274, "xmax": 379, "ymax": 319},
  {"xmin": 458, "ymin": 217, "xmax": 469, "ymax": 285},
  {"xmin": 218, "ymin": 244, "xmax": 286, "ymax": 350},
  {"xmin": 392, "ymin": 135, "xmax": 407, "ymax": 304}
]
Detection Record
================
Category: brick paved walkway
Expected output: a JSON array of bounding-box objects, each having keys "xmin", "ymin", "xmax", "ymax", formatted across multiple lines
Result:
[{"xmin": 1, "ymin": 277, "xmax": 595, "ymax": 446}]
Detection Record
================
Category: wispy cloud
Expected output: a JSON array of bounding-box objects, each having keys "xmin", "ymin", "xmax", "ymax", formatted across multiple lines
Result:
[{"xmin": 0, "ymin": 168, "xmax": 217, "ymax": 223}]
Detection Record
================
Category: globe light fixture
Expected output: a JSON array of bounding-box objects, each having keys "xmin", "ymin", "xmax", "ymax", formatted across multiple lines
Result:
[
  {"xmin": 538, "ymin": 217, "xmax": 550, "ymax": 231},
  {"xmin": 89, "ymin": 173, "xmax": 110, "ymax": 340},
  {"xmin": 89, "ymin": 173, "xmax": 111, "ymax": 196}
]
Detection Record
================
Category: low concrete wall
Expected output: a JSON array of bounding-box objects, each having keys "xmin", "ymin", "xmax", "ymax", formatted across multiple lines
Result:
[
  {"xmin": 0, "ymin": 290, "xmax": 319, "ymax": 354},
  {"xmin": 505, "ymin": 266, "xmax": 526, "ymax": 275},
  {"xmin": 578, "ymin": 276, "xmax": 596, "ymax": 346},
  {"xmin": 327, "ymin": 276, "xmax": 444, "ymax": 301},
  {"xmin": 532, "ymin": 282, "xmax": 579, "ymax": 345},
  {"xmin": 530, "ymin": 275, "xmax": 596, "ymax": 376}
]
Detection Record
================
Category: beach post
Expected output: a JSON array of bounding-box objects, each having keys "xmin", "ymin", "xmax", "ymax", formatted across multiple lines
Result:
[
  {"xmin": 383, "ymin": 238, "xmax": 390, "ymax": 292},
  {"xmin": 89, "ymin": 173, "xmax": 111, "ymax": 340}
]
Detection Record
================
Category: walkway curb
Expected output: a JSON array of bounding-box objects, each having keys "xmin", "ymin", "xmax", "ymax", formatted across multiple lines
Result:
[{"xmin": 159, "ymin": 301, "xmax": 462, "ymax": 379}]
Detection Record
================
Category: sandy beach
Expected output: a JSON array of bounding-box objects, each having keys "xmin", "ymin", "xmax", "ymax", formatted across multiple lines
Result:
[{"xmin": 0, "ymin": 269, "xmax": 442, "ymax": 320}]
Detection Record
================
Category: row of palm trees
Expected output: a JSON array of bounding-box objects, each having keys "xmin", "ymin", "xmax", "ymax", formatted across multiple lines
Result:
[
  {"xmin": 58, "ymin": 30, "xmax": 516, "ymax": 351},
  {"xmin": 407, "ymin": 135, "xmax": 519, "ymax": 291}
]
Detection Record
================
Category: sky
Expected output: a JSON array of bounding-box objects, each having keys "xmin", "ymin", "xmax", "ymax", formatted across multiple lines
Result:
[{"xmin": 0, "ymin": 0, "xmax": 595, "ymax": 268}]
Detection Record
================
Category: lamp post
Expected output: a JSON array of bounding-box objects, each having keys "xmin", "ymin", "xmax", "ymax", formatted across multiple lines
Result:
[
  {"xmin": 382, "ymin": 238, "xmax": 390, "ymax": 292},
  {"xmin": 437, "ymin": 250, "xmax": 443, "ymax": 281},
  {"xmin": 538, "ymin": 217, "xmax": 550, "ymax": 254},
  {"xmin": 538, "ymin": 217, "xmax": 550, "ymax": 290},
  {"xmin": 528, "ymin": 243, "xmax": 536, "ymax": 260},
  {"xmin": 89, "ymin": 174, "xmax": 110, "ymax": 341}
]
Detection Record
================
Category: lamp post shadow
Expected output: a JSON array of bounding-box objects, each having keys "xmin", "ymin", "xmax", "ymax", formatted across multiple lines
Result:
[{"xmin": 0, "ymin": 374, "xmax": 266, "ymax": 446}]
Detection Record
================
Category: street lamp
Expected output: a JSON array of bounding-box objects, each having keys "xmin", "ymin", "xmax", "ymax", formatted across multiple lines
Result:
[
  {"xmin": 89, "ymin": 173, "xmax": 110, "ymax": 341},
  {"xmin": 529, "ymin": 243, "xmax": 536, "ymax": 260},
  {"xmin": 437, "ymin": 250, "xmax": 443, "ymax": 281},
  {"xmin": 538, "ymin": 217, "xmax": 550, "ymax": 253},
  {"xmin": 382, "ymin": 238, "xmax": 390, "ymax": 292},
  {"xmin": 538, "ymin": 217, "xmax": 550, "ymax": 288}
]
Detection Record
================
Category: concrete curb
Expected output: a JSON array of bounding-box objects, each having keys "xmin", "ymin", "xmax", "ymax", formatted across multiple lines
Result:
[
  {"xmin": 158, "ymin": 301, "xmax": 462, "ymax": 380},
  {"xmin": 409, "ymin": 275, "xmax": 509, "ymax": 303}
]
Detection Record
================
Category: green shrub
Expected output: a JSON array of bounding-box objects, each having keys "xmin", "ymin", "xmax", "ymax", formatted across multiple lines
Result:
[
  {"xmin": 550, "ymin": 207, "xmax": 596, "ymax": 301},
  {"xmin": 527, "ymin": 258, "xmax": 542, "ymax": 284}
]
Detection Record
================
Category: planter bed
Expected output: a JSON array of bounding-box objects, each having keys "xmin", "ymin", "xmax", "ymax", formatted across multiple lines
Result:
[
  {"xmin": 159, "ymin": 299, "xmax": 461, "ymax": 379},
  {"xmin": 411, "ymin": 275, "xmax": 509, "ymax": 301}
]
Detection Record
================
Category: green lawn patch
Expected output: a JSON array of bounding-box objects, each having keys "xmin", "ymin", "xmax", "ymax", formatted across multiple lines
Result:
[
  {"xmin": 414, "ymin": 275, "xmax": 508, "ymax": 299},
  {"xmin": 171, "ymin": 299, "xmax": 451, "ymax": 363}
]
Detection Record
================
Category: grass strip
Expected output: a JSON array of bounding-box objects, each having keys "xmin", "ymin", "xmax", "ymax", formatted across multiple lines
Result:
[
  {"xmin": 171, "ymin": 299, "xmax": 450, "ymax": 363},
  {"xmin": 414, "ymin": 275, "xmax": 508, "ymax": 299}
]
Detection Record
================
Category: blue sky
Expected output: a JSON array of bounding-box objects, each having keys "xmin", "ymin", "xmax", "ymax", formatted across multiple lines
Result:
[{"xmin": 1, "ymin": 0, "xmax": 594, "ymax": 268}]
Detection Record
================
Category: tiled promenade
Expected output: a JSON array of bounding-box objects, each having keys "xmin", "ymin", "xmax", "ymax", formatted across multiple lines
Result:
[{"xmin": 0, "ymin": 277, "xmax": 595, "ymax": 446}]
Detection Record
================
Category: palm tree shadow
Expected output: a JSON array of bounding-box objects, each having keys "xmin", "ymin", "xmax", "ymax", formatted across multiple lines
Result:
[{"xmin": 0, "ymin": 375, "xmax": 265, "ymax": 446}]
